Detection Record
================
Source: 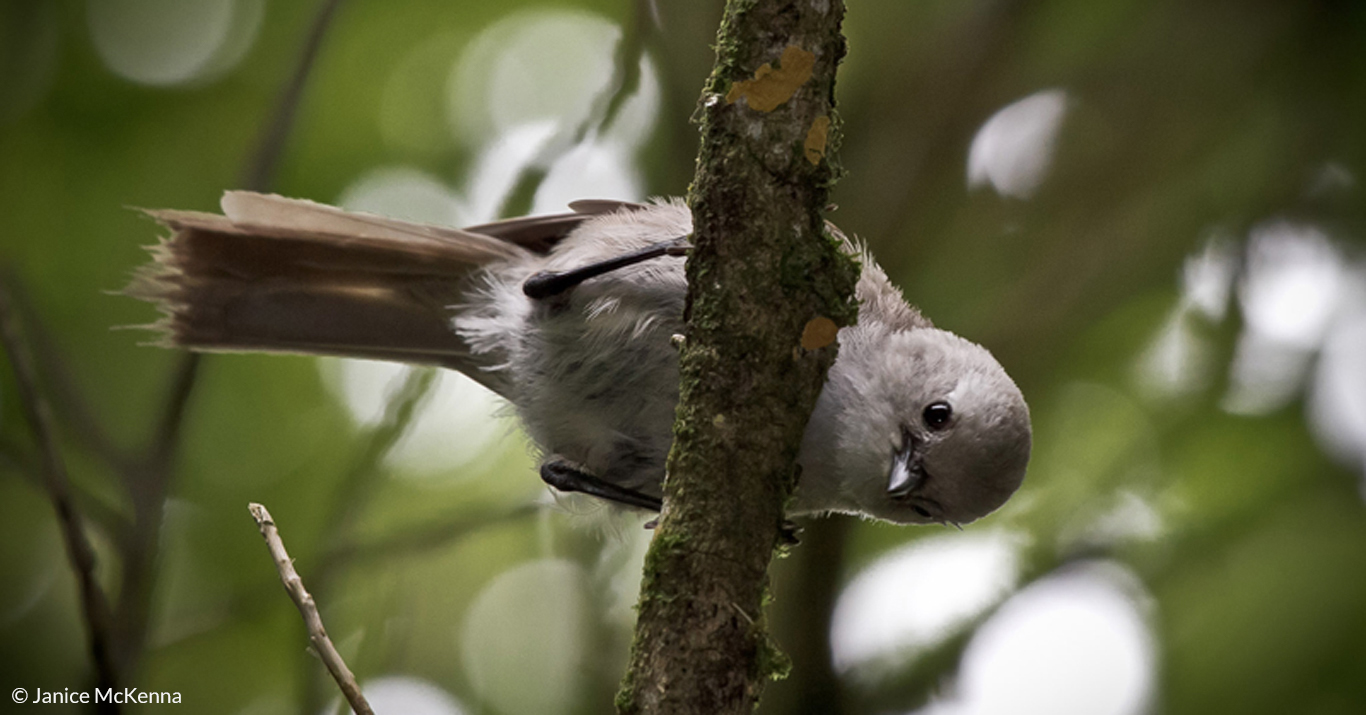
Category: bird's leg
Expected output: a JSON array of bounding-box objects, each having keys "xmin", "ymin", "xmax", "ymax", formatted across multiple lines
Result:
[
  {"xmin": 522, "ymin": 237, "xmax": 690, "ymax": 300},
  {"xmin": 539, "ymin": 459, "xmax": 663, "ymax": 511},
  {"xmin": 540, "ymin": 459, "xmax": 803, "ymax": 543}
]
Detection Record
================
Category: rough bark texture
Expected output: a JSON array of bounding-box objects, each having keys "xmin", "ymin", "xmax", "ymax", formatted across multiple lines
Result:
[{"xmin": 616, "ymin": 2, "xmax": 856, "ymax": 714}]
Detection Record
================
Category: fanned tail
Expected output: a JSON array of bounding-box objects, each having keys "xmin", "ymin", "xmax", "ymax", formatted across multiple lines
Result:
[{"xmin": 124, "ymin": 192, "xmax": 536, "ymax": 393}]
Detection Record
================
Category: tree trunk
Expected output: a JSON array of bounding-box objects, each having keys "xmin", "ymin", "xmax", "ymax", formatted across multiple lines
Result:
[{"xmin": 615, "ymin": 2, "xmax": 856, "ymax": 714}]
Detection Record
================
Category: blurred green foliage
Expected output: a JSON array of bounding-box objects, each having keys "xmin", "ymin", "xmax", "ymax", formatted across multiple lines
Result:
[{"xmin": 2, "ymin": 1, "xmax": 1365, "ymax": 714}]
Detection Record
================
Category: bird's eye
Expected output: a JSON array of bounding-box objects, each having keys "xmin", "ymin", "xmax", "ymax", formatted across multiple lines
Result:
[
  {"xmin": 923, "ymin": 401, "xmax": 953, "ymax": 430},
  {"xmin": 912, "ymin": 505, "xmax": 931, "ymax": 518}
]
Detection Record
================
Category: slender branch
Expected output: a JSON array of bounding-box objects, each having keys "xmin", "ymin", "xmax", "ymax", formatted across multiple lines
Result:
[
  {"xmin": 0, "ymin": 431, "xmax": 133, "ymax": 540},
  {"xmin": 0, "ymin": 268, "xmax": 134, "ymax": 473},
  {"xmin": 140, "ymin": 0, "xmax": 348, "ymax": 479},
  {"xmin": 240, "ymin": 0, "xmax": 347, "ymax": 193},
  {"xmin": 323, "ymin": 367, "xmax": 437, "ymax": 552},
  {"xmin": 762, "ymin": 517, "xmax": 849, "ymax": 715},
  {"xmin": 112, "ymin": 356, "xmax": 201, "ymax": 675},
  {"xmin": 300, "ymin": 365, "xmax": 434, "ymax": 714},
  {"xmin": 0, "ymin": 277, "xmax": 121, "ymax": 700},
  {"xmin": 145, "ymin": 355, "xmax": 200, "ymax": 473},
  {"xmin": 0, "ymin": 269, "xmax": 139, "ymax": 542},
  {"xmin": 616, "ymin": 2, "xmax": 856, "ymax": 714},
  {"xmin": 112, "ymin": 0, "xmax": 352, "ymax": 679},
  {"xmin": 249, "ymin": 503, "xmax": 374, "ymax": 715},
  {"xmin": 495, "ymin": 0, "xmax": 649, "ymax": 218},
  {"xmin": 314, "ymin": 503, "xmax": 539, "ymax": 583}
]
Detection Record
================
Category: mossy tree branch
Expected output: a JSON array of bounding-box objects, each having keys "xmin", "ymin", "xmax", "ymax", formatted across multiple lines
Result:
[{"xmin": 617, "ymin": 2, "xmax": 856, "ymax": 714}]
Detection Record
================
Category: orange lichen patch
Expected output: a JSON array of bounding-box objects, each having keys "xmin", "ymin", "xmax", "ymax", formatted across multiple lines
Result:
[
  {"xmin": 725, "ymin": 45, "xmax": 815, "ymax": 112},
  {"xmin": 800, "ymin": 316, "xmax": 838, "ymax": 350},
  {"xmin": 804, "ymin": 115, "xmax": 831, "ymax": 165}
]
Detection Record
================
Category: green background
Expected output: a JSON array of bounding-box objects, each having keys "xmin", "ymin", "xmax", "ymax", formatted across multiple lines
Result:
[{"xmin": 2, "ymin": 1, "xmax": 1365, "ymax": 713}]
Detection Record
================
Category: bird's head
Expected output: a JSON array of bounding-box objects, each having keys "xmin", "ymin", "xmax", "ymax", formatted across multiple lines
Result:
[{"xmin": 817, "ymin": 327, "xmax": 1031, "ymax": 526}]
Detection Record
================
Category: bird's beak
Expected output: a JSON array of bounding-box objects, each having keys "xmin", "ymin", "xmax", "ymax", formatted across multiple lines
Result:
[{"xmin": 887, "ymin": 430, "xmax": 923, "ymax": 498}]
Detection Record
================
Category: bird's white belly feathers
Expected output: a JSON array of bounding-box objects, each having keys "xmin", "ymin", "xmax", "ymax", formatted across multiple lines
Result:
[{"xmin": 460, "ymin": 201, "xmax": 693, "ymax": 495}]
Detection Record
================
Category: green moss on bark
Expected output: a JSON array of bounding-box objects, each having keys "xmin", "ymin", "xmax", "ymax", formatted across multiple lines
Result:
[{"xmin": 615, "ymin": 2, "xmax": 855, "ymax": 714}]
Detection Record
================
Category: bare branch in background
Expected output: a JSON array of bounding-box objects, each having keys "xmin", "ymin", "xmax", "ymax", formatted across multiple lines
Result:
[
  {"xmin": 761, "ymin": 517, "xmax": 850, "ymax": 715},
  {"xmin": 249, "ymin": 503, "xmax": 375, "ymax": 715},
  {"xmin": 297, "ymin": 366, "xmax": 434, "ymax": 714},
  {"xmin": 0, "ymin": 277, "xmax": 121, "ymax": 704},
  {"xmin": 315, "ymin": 502, "xmax": 540, "ymax": 583},
  {"xmin": 145, "ymin": 355, "xmax": 200, "ymax": 473},
  {"xmin": 151, "ymin": 500, "xmax": 536, "ymax": 658},
  {"xmin": 0, "ymin": 422, "xmax": 133, "ymax": 540},
  {"xmin": 240, "ymin": 0, "xmax": 348, "ymax": 193},
  {"xmin": 112, "ymin": 0, "xmax": 353, "ymax": 679},
  {"xmin": 323, "ymin": 367, "xmax": 437, "ymax": 542},
  {"xmin": 495, "ymin": 0, "xmax": 651, "ymax": 218},
  {"xmin": 0, "ymin": 268, "xmax": 133, "ymax": 472}
]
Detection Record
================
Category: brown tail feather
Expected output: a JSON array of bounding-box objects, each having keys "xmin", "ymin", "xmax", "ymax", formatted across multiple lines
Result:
[{"xmin": 124, "ymin": 194, "xmax": 539, "ymax": 394}]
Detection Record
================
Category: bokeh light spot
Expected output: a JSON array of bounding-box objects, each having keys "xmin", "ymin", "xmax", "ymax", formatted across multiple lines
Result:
[
  {"xmin": 831, "ymin": 531, "xmax": 1021, "ymax": 674},
  {"xmin": 1135, "ymin": 235, "xmax": 1236, "ymax": 401},
  {"xmin": 447, "ymin": 9, "xmax": 659, "ymax": 148},
  {"xmin": 968, "ymin": 89, "xmax": 1069, "ymax": 200},
  {"xmin": 319, "ymin": 358, "xmax": 513, "ymax": 481},
  {"xmin": 87, "ymin": 0, "xmax": 263, "ymax": 87},
  {"xmin": 1308, "ymin": 270, "xmax": 1366, "ymax": 494},
  {"xmin": 1224, "ymin": 221, "xmax": 1345, "ymax": 415},
  {"xmin": 1238, "ymin": 221, "xmax": 1342, "ymax": 349},
  {"xmin": 351, "ymin": 677, "xmax": 466, "ymax": 715},
  {"xmin": 460, "ymin": 559, "xmax": 591, "ymax": 715},
  {"xmin": 919, "ymin": 562, "xmax": 1155, "ymax": 715},
  {"xmin": 531, "ymin": 138, "xmax": 641, "ymax": 214},
  {"xmin": 337, "ymin": 166, "xmax": 467, "ymax": 227}
]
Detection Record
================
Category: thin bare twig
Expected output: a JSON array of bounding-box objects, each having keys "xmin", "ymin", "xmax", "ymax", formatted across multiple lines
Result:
[
  {"xmin": 315, "ymin": 502, "xmax": 540, "ymax": 583},
  {"xmin": 0, "ymin": 268, "xmax": 134, "ymax": 472},
  {"xmin": 495, "ymin": 0, "xmax": 650, "ymax": 218},
  {"xmin": 300, "ymin": 366, "xmax": 434, "ymax": 714},
  {"xmin": 113, "ymin": 0, "xmax": 353, "ymax": 680},
  {"xmin": 140, "ymin": 0, "xmax": 348, "ymax": 481},
  {"xmin": 249, "ymin": 503, "xmax": 374, "ymax": 715},
  {"xmin": 0, "ymin": 278, "xmax": 120, "ymax": 699},
  {"xmin": 142, "ymin": 0, "xmax": 348, "ymax": 478},
  {"xmin": 145, "ymin": 355, "xmax": 201, "ymax": 473},
  {"xmin": 326, "ymin": 367, "xmax": 438, "ymax": 545},
  {"xmin": 0, "ymin": 428, "xmax": 133, "ymax": 538},
  {"xmin": 240, "ymin": 0, "xmax": 347, "ymax": 193}
]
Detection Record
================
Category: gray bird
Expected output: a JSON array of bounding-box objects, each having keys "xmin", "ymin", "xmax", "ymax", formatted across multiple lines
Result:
[{"xmin": 127, "ymin": 192, "xmax": 1031, "ymax": 526}]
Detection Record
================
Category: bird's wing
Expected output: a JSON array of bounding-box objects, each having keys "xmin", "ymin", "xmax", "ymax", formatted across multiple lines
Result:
[{"xmin": 461, "ymin": 199, "xmax": 652, "ymax": 253}]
